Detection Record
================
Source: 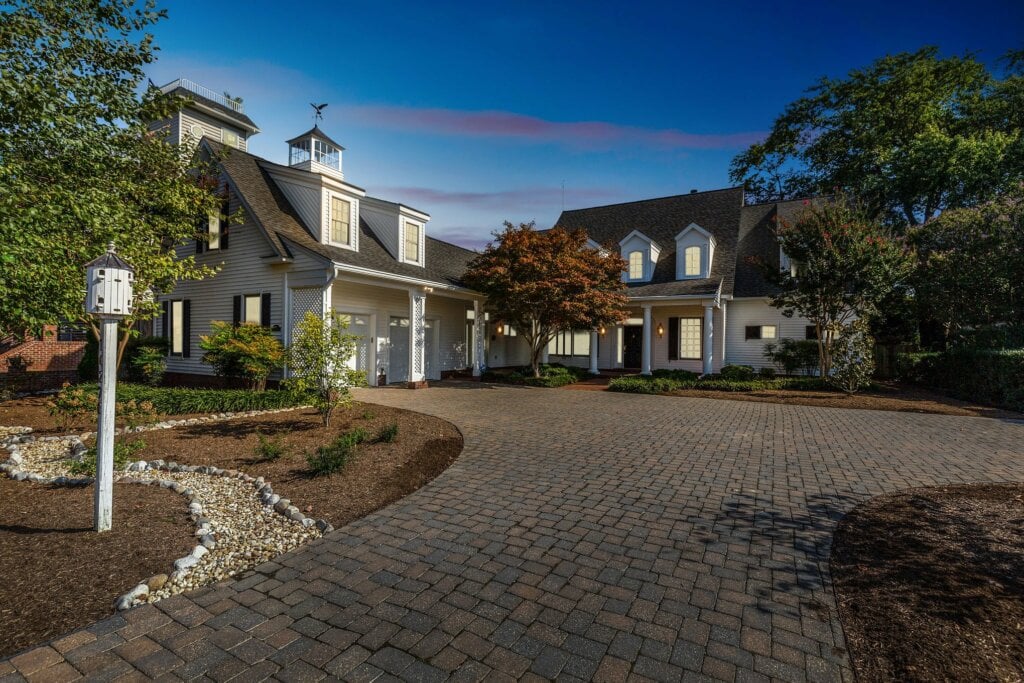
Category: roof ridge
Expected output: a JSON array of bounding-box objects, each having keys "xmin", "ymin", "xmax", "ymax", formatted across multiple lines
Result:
[{"xmin": 560, "ymin": 186, "xmax": 744, "ymax": 214}]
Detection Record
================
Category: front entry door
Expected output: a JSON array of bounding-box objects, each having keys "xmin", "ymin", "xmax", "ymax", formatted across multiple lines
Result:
[
  {"xmin": 389, "ymin": 317, "xmax": 410, "ymax": 383},
  {"xmin": 623, "ymin": 326, "xmax": 643, "ymax": 368},
  {"xmin": 338, "ymin": 313, "xmax": 372, "ymax": 379}
]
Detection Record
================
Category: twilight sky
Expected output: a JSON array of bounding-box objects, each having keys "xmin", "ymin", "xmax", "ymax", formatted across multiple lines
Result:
[{"xmin": 145, "ymin": 0, "xmax": 1023, "ymax": 249}]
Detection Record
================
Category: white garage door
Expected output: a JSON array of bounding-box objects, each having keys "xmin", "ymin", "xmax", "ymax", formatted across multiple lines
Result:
[{"xmin": 337, "ymin": 313, "xmax": 372, "ymax": 377}]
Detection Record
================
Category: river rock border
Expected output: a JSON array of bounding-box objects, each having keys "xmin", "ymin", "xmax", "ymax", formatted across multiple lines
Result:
[{"xmin": 0, "ymin": 409, "xmax": 338, "ymax": 612}]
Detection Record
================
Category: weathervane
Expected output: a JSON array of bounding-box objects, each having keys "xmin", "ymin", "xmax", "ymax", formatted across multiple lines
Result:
[{"xmin": 310, "ymin": 102, "xmax": 328, "ymax": 123}]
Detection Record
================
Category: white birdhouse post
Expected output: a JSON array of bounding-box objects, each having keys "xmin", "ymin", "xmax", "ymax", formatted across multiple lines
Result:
[{"xmin": 85, "ymin": 243, "xmax": 135, "ymax": 532}]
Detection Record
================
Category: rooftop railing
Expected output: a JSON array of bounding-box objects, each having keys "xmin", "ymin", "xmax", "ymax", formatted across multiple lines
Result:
[{"xmin": 160, "ymin": 78, "xmax": 245, "ymax": 113}]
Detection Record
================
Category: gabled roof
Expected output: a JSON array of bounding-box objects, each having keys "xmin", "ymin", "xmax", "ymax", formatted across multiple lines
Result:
[
  {"xmin": 286, "ymin": 125, "xmax": 345, "ymax": 150},
  {"xmin": 555, "ymin": 187, "xmax": 745, "ymax": 298},
  {"xmin": 617, "ymin": 229, "xmax": 662, "ymax": 250},
  {"xmin": 206, "ymin": 141, "xmax": 476, "ymax": 289}
]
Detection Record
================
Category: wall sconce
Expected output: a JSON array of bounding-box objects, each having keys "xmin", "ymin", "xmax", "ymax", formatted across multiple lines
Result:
[
  {"xmin": 496, "ymin": 323, "xmax": 504, "ymax": 335},
  {"xmin": 656, "ymin": 322, "xmax": 664, "ymax": 338},
  {"xmin": 599, "ymin": 326, "xmax": 606, "ymax": 336}
]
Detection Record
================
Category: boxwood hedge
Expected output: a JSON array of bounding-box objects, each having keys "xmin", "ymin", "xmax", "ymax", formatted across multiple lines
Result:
[{"xmin": 899, "ymin": 348, "xmax": 1024, "ymax": 411}]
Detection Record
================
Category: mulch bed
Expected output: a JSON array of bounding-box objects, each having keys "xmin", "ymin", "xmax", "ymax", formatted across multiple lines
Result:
[
  {"xmin": 831, "ymin": 483, "xmax": 1024, "ymax": 682},
  {"xmin": 635, "ymin": 381, "xmax": 1019, "ymax": 419},
  {"xmin": 0, "ymin": 395, "xmax": 197, "ymax": 436},
  {"xmin": 0, "ymin": 479, "xmax": 194, "ymax": 659},
  {"xmin": 132, "ymin": 403, "xmax": 463, "ymax": 529}
]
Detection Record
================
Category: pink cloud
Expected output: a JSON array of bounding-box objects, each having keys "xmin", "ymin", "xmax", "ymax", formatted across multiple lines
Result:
[
  {"xmin": 376, "ymin": 185, "xmax": 621, "ymax": 211},
  {"xmin": 347, "ymin": 105, "xmax": 764, "ymax": 150}
]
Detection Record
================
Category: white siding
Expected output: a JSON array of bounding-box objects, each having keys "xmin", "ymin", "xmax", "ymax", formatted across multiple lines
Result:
[
  {"xmin": 269, "ymin": 173, "xmax": 322, "ymax": 239},
  {"xmin": 426, "ymin": 296, "xmax": 472, "ymax": 373},
  {"xmin": 649, "ymin": 304, "xmax": 725, "ymax": 374},
  {"xmin": 724, "ymin": 298, "xmax": 813, "ymax": 370},
  {"xmin": 180, "ymin": 109, "xmax": 247, "ymax": 150},
  {"xmin": 157, "ymin": 208, "xmax": 284, "ymax": 377}
]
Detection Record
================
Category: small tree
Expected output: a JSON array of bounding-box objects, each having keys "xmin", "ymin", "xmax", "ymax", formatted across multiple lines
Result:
[
  {"xmin": 759, "ymin": 197, "xmax": 912, "ymax": 377},
  {"xmin": 287, "ymin": 312, "xmax": 361, "ymax": 427},
  {"xmin": 463, "ymin": 222, "xmax": 629, "ymax": 378},
  {"xmin": 830, "ymin": 321, "xmax": 876, "ymax": 394},
  {"xmin": 199, "ymin": 322, "xmax": 285, "ymax": 391}
]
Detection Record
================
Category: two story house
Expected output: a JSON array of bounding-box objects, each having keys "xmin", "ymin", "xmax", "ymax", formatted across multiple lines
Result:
[{"xmin": 153, "ymin": 79, "xmax": 811, "ymax": 386}]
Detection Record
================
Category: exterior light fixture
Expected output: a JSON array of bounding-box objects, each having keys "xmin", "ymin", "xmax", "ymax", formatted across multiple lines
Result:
[
  {"xmin": 496, "ymin": 323, "xmax": 504, "ymax": 335},
  {"xmin": 656, "ymin": 322, "xmax": 664, "ymax": 338},
  {"xmin": 599, "ymin": 326, "xmax": 606, "ymax": 336}
]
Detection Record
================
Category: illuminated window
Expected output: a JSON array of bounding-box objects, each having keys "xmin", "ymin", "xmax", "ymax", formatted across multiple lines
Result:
[
  {"xmin": 330, "ymin": 196, "xmax": 351, "ymax": 246},
  {"xmin": 244, "ymin": 295, "xmax": 261, "ymax": 324},
  {"xmin": 405, "ymin": 221, "xmax": 421, "ymax": 263},
  {"xmin": 745, "ymin": 325, "xmax": 778, "ymax": 341},
  {"xmin": 171, "ymin": 301, "xmax": 184, "ymax": 355},
  {"xmin": 684, "ymin": 246, "xmax": 701, "ymax": 276},
  {"xmin": 207, "ymin": 212, "xmax": 221, "ymax": 250},
  {"xmin": 628, "ymin": 251, "xmax": 644, "ymax": 280},
  {"xmin": 679, "ymin": 318, "xmax": 701, "ymax": 359}
]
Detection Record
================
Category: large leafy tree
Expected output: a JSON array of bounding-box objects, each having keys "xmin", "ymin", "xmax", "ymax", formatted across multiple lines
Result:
[
  {"xmin": 909, "ymin": 183, "xmax": 1024, "ymax": 338},
  {"xmin": 760, "ymin": 198, "xmax": 913, "ymax": 376},
  {"xmin": 0, "ymin": 0, "xmax": 224, "ymax": 363},
  {"xmin": 730, "ymin": 47, "xmax": 1023, "ymax": 226},
  {"xmin": 464, "ymin": 222, "xmax": 628, "ymax": 378}
]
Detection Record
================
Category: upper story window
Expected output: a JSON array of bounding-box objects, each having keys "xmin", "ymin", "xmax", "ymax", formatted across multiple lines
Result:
[
  {"xmin": 314, "ymin": 139, "xmax": 340, "ymax": 168},
  {"xmin": 404, "ymin": 221, "xmax": 422, "ymax": 264},
  {"xmin": 330, "ymin": 196, "xmax": 352, "ymax": 246},
  {"xmin": 684, "ymin": 246, "xmax": 701, "ymax": 277},
  {"xmin": 222, "ymin": 129, "xmax": 239, "ymax": 149},
  {"xmin": 289, "ymin": 139, "xmax": 310, "ymax": 165},
  {"xmin": 628, "ymin": 251, "xmax": 644, "ymax": 280},
  {"xmin": 207, "ymin": 212, "xmax": 222, "ymax": 250}
]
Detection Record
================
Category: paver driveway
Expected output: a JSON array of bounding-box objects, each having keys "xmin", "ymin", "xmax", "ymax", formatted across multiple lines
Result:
[{"xmin": 4, "ymin": 384, "xmax": 1022, "ymax": 682}]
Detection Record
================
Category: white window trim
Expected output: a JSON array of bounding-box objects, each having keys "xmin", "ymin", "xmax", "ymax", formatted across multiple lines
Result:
[
  {"xmin": 627, "ymin": 250, "xmax": 645, "ymax": 281},
  {"xmin": 402, "ymin": 218, "xmax": 423, "ymax": 266},
  {"xmin": 675, "ymin": 223, "xmax": 715, "ymax": 280},
  {"xmin": 678, "ymin": 317, "xmax": 702, "ymax": 360},
  {"xmin": 169, "ymin": 300, "xmax": 185, "ymax": 356},
  {"xmin": 683, "ymin": 245, "xmax": 701, "ymax": 277},
  {"xmin": 242, "ymin": 294, "xmax": 262, "ymax": 325},
  {"xmin": 325, "ymin": 192, "xmax": 359, "ymax": 251}
]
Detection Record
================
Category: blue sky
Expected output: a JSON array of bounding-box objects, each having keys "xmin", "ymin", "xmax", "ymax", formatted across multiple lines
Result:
[{"xmin": 146, "ymin": 0, "xmax": 1023, "ymax": 249}]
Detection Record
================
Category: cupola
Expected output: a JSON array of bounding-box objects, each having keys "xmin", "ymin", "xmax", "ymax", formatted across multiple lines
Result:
[{"xmin": 287, "ymin": 126, "xmax": 344, "ymax": 180}]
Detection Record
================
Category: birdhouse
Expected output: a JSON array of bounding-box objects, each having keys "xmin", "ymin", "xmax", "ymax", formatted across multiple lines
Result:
[{"xmin": 85, "ymin": 244, "xmax": 135, "ymax": 318}]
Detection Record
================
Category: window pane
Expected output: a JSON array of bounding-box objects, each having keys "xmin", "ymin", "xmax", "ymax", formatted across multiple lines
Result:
[
  {"xmin": 762, "ymin": 325, "xmax": 777, "ymax": 339},
  {"xmin": 405, "ymin": 222, "xmax": 420, "ymax": 262},
  {"xmin": 331, "ymin": 197, "xmax": 350, "ymax": 245},
  {"xmin": 685, "ymin": 246, "xmax": 701, "ymax": 276},
  {"xmin": 679, "ymin": 318, "xmax": 701, "ymax": 359},
  {"xmin": 208, "ymin": 213, "xmax": 221, "ymax": 250},
  {"xmin": 745, "ymin": 326, "xmax": 761, "ymax": 340},
  {"xmin": 244, "ymin": 295, "xmax": 261, "ymax": 324},
  {"xmin": 629, "ymin": 251, "xmax": 644, "ymax": 279},
  {"xmin": 171, "ymin": 301, "xmax": 184, "ymax": 354},
  {"xmin": 573, "ymin": 330, "xmax": 590, "ymax": 357}
]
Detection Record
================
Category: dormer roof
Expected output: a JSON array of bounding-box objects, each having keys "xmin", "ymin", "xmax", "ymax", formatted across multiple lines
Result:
[
  {"xmin": 675, "ymin": 222, "xmax": 716, "ymax": 245},
  {"xmin": 286, "ymin": 125, "xmax": 345, "ymax": 150},
  {"xmin": 617, "ymin": 229, "xmax": 662, "ymax": 250}
]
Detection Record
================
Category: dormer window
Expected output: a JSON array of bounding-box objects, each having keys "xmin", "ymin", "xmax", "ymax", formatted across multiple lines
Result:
[
  {"xmin": 403, "ymin": 220, "xmax": 422, "ymax": 264},
  {"xmin": 330, "ymin": 196, "xmax": 352, "ymax": 246},
  {"xmin": 628, "ymin": 251, "xmax": 644, "ymax": 280},
  {"xmin": 683, "ymin": 246, "xmax": 701, "ymax": 276}
]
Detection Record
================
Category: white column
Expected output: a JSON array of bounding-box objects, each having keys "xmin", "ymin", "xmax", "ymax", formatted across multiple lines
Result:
[
  {"xmin": 588, "ymin": 330, "xmax": 599, "ymax": 374},
  {"xmin": 94, "ymin": 317, "xmax": 117, "ymax": 532},
  {"xmin": 472, "ymin": 300, "xmax": 484, "ymax": 377},
  {"xmin": 719, "ymin": 300, "xmax": 727, "ymax": 367},
  {"xmin": 615, "ymin": 325, "xmax": 623, "ymax": 367},
  {"xmin": 641, "ymin": 304, "xmax": 653, "ymax": 376},
  {"xmin": 541, "ymin": 345, "xmax": 550, "ymax": 364},
  {"xmin": 703, "ymin": 304, "xmax": 714, "ymax": 375},
  {"xmin": 409, "ymin": 289, "xmax": 426, "ymax": 383}
]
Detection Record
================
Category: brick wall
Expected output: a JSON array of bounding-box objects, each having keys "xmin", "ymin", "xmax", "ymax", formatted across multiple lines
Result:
[{"xmin": 0, "ymin": 326, "xmax": 86, "ymax": 391}]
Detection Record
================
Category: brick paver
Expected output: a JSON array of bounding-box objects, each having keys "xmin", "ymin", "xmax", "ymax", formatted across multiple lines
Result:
[{"xmin": 4, "ymin": 384, "xmax": 1022, "ymax": 681}]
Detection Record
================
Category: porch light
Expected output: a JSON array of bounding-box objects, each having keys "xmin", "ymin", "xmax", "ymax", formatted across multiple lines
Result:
[
  {"xmin": 656, "ymin": 322, "xmax": 664, "ymax": 338},
  {"xmin": 599, "ymin": 326, "xmax": 606, "ymax": 336},
  {"xmin": 496, "ymin": 323, "xmax": 504, "ymax": 335}
]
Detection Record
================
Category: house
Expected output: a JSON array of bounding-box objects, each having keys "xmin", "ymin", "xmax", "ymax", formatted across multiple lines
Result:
[
  {"xmin": 152, "ymin": 79, "xmax": 812, "ymax": 386},
  {"xmin": 152, "ymin": 79, "xmax": 487, "ymax": 387},
  {"xmin": 486, "ymin": 189, "xmax": 816, "ymax": 375}
]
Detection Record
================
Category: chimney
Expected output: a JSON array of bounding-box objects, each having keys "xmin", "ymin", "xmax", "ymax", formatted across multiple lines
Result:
[{"xmin": 689, "ymin": 189, "xmax": 698, "ymax": 194}]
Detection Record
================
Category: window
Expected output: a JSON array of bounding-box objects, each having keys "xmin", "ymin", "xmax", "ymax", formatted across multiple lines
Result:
[
  {"xmin": 628, "ymin": 251, "xmax": 644, "ymax": 280},
  {"xmin": 330, "ymin": 196, "xmax": 351, "ymax": 246},
  {"xmin": 244, "ymin": 295, "xmax": 261, "ymax": 324},
  {"xmin": 222, "ymin": 130, "xmax": 239, "ymax": 148},
  {"xmin": 547, "ymin": 330, "xmax": 591, "ymax": 357},
  {"xmin": 314, "ymin": 139, "xmax": 340, "ymax": 168},
  {"xmin": 679, "ymin": 318, "xmax": 702, "ymax": 359},
  {"xmin": 746, "ymin": 325, "xmax": 778, "ymax": 341},
  {"xmin": 404, "ymin": 221, "xmax": 421, "ymax": 263},
  {"xmin": 207, "ymin": 212, "xmax": 221, "ymax": 250},
  {"xmin": 171, "ymin": 301, "xmax": 184, "ymax": 354},
  {"xmin": 684, "ymin": 246, "xmax": 701, "ymax": 276},
  {"xmin": 806, "ymin": 325, "xmax": 819, "ymax": 340}
]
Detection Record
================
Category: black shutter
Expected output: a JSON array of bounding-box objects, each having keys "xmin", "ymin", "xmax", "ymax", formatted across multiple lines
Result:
[
  {"xmin": 219, "ymin": 199, "xmax": 230, "ymax": 250},
  {"xmin": 668, "ymin": 317, "xmax": 679, "ymax": 361},
  {"xmin": 805, "ymin": 325, "xmax": 818, "ymax": 340},
  {"xmin": 261, "ymin": 293, "xmax": 272, "ymax": 327},
  {"xmin": 161, "ymin": 301, "xmax": 169, "ymax": 340},
  {"xmin": 182, "ymin": 300, "xmax": 191, "ymax": 358},
  {"xmin": 196, "ymin": 215, "xmax": 206, "ymax": 254},
  {"xmin": 232, "ymin": 295, "xmax": 242, "ymax": 326},
  {"xmin": 745, "ymin": 326, "xmax": 761, "ymax": 340}
]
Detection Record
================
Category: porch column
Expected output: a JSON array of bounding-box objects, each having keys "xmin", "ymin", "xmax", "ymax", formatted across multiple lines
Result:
[
  {"xmin": 703, "ymin": 304, "xmax": 714, "ymax": 375},
  {"xmin": 588, "ymin": 330, "xmax": 599, "ymax": 374},
  {"xmin": 641, "ymin": 304, "xmax": 652, "ymax": 376},
  {"xmin": 541, "ymin": 346, "xmax": 550, "ymax": 364},
  {"xmin": 408, "ymin": 288, "xmax": 426, "ymax": 384},
  {"xmin": 472, "ymin": 300, "xmax": 484, "ymax": 377}
]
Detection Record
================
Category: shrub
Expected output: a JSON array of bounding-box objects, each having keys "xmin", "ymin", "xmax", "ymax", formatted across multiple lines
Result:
[
  {"xmin": 286, "ymin": 312, "xmax": 362, "ymax": 427},
  {"xmin": 484, "ymin": 363, "xmax": 589, "ymax": 388},
  {"xmin": 200, "ymin": 321, "xmax": 286, "ymax": 391},
  {"xmin": 254, "ymin": 432, "xmax": 286, "ymax": 462},
  {"xmin": 900, "ymin": 348, "xmax": 1024, "ymax": 411},
  {"xmin": 830, "ymin": 322, "xmax": 875, "ymax": 394},
  {"xmin": 78, "ymin": 334, "xmax": 99, "ymax": 381},
  {"xmin": 127, "ymin": 336, "xmax": 168, "ymax": 386},
  {"xmin": 68, "ymin": 383, "xmax": 308, "ymax": 415},
  {"xmin": 652, "ymin": 369, "xmax": 699, "ymax": 381},
  {"xmin": 48, "ymin": 383, "xmax": 99, "ymax": 431},
  {"xmin": 720, "ymin": 365, "xmax": 756, "ymax": 381},
  {"xmin": 759, "ymin": 367, "xmax": 777, "ymax": 378},
  {"xmin": 361, "ymin": 409, "xmax": 376, "ymax": 420},
  {"xmin": 377, "ymin": 423, "xmax": 399, "ymax": 443},
  {"xmin": 306, "ymin": 427, "xmax": 368, "ymax": 476},
  {"xmin": 608, "ymin": 374, "xmax": 827, "ymax": 394},
  {"xmin": 763, "ymin": 339, "xmax": 820, "ymax": 376},
  {"xmin": 67, "ymin": 439, "xmax": 144, "ymax": 476}
]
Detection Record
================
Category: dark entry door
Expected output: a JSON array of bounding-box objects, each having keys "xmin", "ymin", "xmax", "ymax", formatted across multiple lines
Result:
[{"xmin": 623, "ymin": 326, "xmax": 643, "ymax": 368}]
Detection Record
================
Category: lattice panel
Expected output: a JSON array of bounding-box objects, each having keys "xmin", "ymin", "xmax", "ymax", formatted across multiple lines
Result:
[
  {"xmin": 411, "ymin": 294, "xmax": 425, "ymax": 377},
  {"xmin": 289, "ymin": 287, "xmax": 323, "ymax": 341}
]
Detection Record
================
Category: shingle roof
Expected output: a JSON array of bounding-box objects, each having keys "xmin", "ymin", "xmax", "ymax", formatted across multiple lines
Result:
[
  {"xmin": 209, "ymin": 142, "xmax": 477, "ymax": 289},
  {"xmin": 734, "ymin": 198, "xmax": 820, "ymax": 297},
  {"xmin": 554, "ymin": 188, "xmax": 745, "ymax": 298},
  {"xmin": 286, "ymin": 125, "xmax": 345, "ymax": 150}
]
